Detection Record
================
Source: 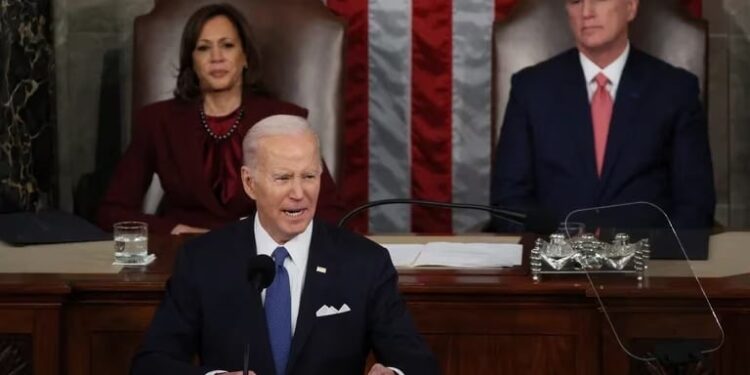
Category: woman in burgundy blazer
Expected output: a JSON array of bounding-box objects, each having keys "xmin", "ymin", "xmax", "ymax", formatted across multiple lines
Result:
[{"xmin": 97, "ymin": 4, "xmax": 344, "ymax": 234}]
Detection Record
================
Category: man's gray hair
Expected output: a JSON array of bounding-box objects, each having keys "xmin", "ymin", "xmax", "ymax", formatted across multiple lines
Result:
[{"xmin": 242, "ymin": 114, "xmax": 320, "ymax": 170}]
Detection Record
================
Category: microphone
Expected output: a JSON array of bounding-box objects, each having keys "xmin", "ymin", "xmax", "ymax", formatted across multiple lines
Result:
[
  {"xmin": 247, "ymin": 254, "xmax": 275, "ymax": 293},
  {"xmin": 245, "ymin": 254, "xmax": 276, "ymax": 375},
  {"xmin": 337, "ymin": 198, "xmax": 558, "ymax": 235}
]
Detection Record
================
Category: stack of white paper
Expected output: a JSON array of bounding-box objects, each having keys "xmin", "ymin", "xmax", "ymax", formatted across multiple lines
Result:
[
  {"xmin": 382, "ymin": 242, "xmax": 523, "ymax": 268},
  {"xmin": 383, "ymin": 244, "xmax": 424, "ymax": 267}
]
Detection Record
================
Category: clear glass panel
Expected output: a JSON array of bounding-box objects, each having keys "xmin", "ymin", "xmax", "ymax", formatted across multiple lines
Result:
[{"xmin": 563, "ymin": 203, "xmax": 724, "ymax": 373}]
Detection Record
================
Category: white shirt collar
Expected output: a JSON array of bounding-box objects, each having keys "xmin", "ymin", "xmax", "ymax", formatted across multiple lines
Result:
[
  {"xmin": 253, "ymin": 213, "xmax": 312, "ymax": 335},
  {"xmin": 579, "ymin": 42, "xmax": 630, "ymax": 101},
  {"xmin": 253, "ymin": 213, "xmax": 312, "ymax": 272}
]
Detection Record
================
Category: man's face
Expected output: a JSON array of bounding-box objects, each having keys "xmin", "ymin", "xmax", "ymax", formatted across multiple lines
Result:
[
  {"xmin": 241, "ymin": 132, "xmax": 321, "ymax": 244},
  {"xmin": 566, "ymin": 0, "xmax": 638, "ymax": 57}
]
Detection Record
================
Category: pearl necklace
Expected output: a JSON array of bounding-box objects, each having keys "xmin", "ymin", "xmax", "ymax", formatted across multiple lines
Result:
[{"xmin": 199, "ymin": 106, "xmax": 245, "ymax": 141}]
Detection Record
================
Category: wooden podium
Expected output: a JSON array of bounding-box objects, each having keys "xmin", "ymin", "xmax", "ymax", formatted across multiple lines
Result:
[{"xmin": 1, "ymin": 233, "xmax": 749, "ymax": 374}]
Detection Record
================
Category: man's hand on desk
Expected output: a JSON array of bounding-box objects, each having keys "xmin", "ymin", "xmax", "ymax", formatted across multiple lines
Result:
[{"xmin": 170, "ymin": 224, "xmax": 209, "ymax": 235}]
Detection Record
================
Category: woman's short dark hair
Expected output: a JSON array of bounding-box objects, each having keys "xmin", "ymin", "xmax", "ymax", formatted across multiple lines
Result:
[{"xmin": 174, "ymin": 3, "xmax": 264, "ymax": 100}]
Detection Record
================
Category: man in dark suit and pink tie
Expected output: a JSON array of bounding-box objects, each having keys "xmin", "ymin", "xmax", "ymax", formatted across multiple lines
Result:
[{"xmin": 490, "ymin": 0, "xmax": 715, "ymax": 258}]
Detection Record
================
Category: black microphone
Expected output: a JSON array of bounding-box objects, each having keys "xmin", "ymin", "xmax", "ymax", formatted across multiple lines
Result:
[
  {"xmin": 244, "ymin": 254, "xmax": 276, "ymax": 375},
  {"xmin": 337, "ymin": 198, "xmax": 558, "ymax": 235},
  {"xmin": 247, "ymin": 254, "xmax": 275, "ymax": 293}
]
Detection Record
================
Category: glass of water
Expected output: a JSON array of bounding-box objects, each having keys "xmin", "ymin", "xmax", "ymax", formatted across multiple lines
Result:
[{"xmin": 113, "ymin": 221, "xmax": 148, "ymax": 263}]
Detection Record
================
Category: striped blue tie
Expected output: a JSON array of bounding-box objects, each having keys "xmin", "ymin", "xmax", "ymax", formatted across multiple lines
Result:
[{"xmin": 265, "ymin": 247, "xmax": 291, "ymax": 375}]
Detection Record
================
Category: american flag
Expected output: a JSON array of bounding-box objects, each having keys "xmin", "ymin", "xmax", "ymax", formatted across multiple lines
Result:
[{"xmin": 323, "ymin": 0, "xmax": 702, "ymax": 233}]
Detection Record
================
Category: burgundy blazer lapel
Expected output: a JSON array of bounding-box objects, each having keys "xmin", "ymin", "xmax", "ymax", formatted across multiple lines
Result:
[{"xmin": 165, "ymin": 100, "xmax": 227, "ymax": 216}]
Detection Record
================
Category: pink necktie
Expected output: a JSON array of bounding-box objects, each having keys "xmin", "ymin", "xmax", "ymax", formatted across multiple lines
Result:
[{"xmin": 591, "ymin": 73, "xmax": 613, "ymax": 177}]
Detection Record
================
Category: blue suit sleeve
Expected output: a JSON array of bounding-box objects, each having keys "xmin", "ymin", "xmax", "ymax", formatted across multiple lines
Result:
[
  {"xmin": 130, "ymin": 244, "xmax": 213, "ymax": 375},
  {"xmin": 668, "ymin": 75, "xmax": 715, "ymax": 229},
  {"xmin": 367, "ymin": 248, "xmax": 440, "ymax": 374}
]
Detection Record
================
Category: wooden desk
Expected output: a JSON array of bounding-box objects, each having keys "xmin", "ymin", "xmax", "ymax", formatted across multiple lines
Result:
[{"xmin": 1, "ymin": 235, "xmax": 749, "ymax": 374}]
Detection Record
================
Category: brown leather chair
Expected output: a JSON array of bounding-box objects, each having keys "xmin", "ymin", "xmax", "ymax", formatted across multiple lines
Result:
[
  {"xmin": 491, "ymin": 0, "xmax": 707, "ymax": 145},
  {"xmin": 132, "ymin": 0, "xmax": 345, "ymax": 212}
]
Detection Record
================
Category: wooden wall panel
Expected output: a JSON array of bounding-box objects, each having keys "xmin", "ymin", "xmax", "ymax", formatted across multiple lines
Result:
[
  {"xmin": 409, "ymin": 300, "xmax": 600, "ymax": 374},
  {"xmin": 0, "ymin": 306, "xmax": 61, "ymax": 375},
  {"xmin": 66, "ymin": 304, "xmax": 157, "ymax": 375}
]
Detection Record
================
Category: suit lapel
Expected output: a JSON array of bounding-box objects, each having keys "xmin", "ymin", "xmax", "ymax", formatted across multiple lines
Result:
[
  {"xmin": 599, "ymin": 50, "xmax": 647, "ymax": 194},
  {"xmin": 168, "ymin": 100, "xmax": 226, "ymax": 215},
  {"xmin": 559, "ymin": 50, "xmax": 599, "ymax": 182},
  {"xmin": 286, "ymin": 221, "xmax": 335, "ymax": 373}
]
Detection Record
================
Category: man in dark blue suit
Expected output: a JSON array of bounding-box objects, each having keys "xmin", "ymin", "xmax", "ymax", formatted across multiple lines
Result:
[
  {"xmin": 131, "ymin": 115, "xmax": 438, "ymax": 375},
  {"xmin": 490, "ymin": 0, "xmax": 715, "ymax": 258}
]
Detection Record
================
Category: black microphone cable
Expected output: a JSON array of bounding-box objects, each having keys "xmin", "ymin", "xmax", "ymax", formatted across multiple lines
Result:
[{"xmin": 337, "ymin": 198, "xmax": 524, "ymax": 228}]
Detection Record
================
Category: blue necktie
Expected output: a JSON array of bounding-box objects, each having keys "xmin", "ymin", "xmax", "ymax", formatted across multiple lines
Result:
[{"xmin": 265, "ymin": 247, "xmax": 291, "ymax": 375}]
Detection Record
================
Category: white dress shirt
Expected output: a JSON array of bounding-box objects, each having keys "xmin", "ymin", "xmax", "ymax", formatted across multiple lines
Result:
[
  {"xmin": 254, "ymin": 212, "xmax": 311, "ymax": 335},
  {"xmin": 579, "ymin": 42, "xmax": 630, "ymax": 102}
]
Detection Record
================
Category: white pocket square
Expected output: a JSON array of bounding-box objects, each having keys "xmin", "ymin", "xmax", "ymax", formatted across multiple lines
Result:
[{"xmin": 316, "ymin": 303, "xmax": 351, "ymax": 317}]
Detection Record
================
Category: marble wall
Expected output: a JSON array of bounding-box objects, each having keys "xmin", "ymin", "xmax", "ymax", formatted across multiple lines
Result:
[
  {"xmin": 0, "ymin": 0, "xmax": 55, "ymax": 212},
  {"xmin": 50, "ymin": 0, "xmax": 750, "ymax": 228}
]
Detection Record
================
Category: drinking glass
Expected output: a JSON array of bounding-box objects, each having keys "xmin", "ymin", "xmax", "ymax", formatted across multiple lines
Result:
[{"xmin": 113, "ymin": 221, "xmax": 148, "ymax": 263}]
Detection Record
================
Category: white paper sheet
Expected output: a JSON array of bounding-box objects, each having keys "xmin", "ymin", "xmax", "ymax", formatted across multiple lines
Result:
[
  {"xmin": 383, "ymin": 244, "xmax": 423, "ymax": 267},
  {"xmin": 415, "ymin": 242, "xmax": 522, "ymax": 267},
  {"xmin": 381, "ymin": 242, "xmax": 522, "ymax": 268}
]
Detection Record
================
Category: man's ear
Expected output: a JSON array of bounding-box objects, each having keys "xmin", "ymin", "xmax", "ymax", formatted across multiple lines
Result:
[
  {"xmin": 241, "ymin": 165, "xmax": 257, "ymax": 200},
  {"xmin": 627, "ymin": 0, "xmax": 639, "ymax": 21}
]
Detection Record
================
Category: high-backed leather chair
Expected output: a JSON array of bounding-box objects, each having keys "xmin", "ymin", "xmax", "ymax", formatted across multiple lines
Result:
[
  {"xmin": 492, "ymin": 0, "xmax": 707, "ymax": 145},
  {"xmin": 133, "ymin": 0, "xmax": 345, "ymax": 213}
]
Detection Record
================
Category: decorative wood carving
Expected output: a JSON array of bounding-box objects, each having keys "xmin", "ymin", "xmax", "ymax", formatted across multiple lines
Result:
[{"xmin": 0, "ymin": 335, "xmax": 32, "ymax": 375}]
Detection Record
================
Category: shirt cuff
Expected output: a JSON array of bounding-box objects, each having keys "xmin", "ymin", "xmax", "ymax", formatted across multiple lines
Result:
[{"xmin": 389, "ymin": 367, "xmax": 405, "ymax": 375}]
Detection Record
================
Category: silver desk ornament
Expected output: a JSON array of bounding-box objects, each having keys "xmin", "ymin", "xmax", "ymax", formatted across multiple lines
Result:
[{"xmin": 530, "ymin": 232, "xmax": 650, "ymax": 281}]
